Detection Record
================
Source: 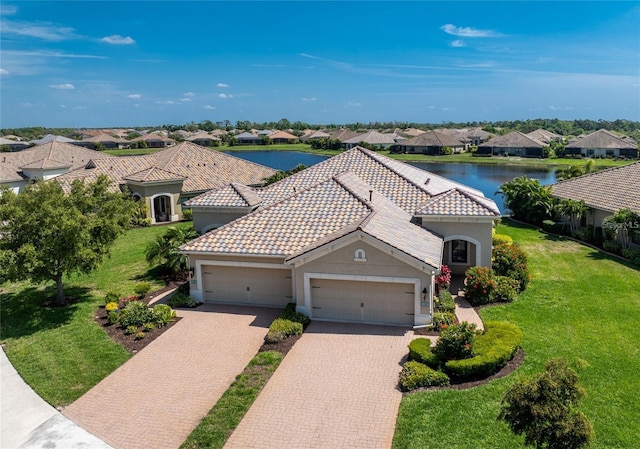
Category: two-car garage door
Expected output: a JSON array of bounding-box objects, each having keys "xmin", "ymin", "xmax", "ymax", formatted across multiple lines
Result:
[
  {"xmin": 202, "ymin": 266, "xmax": 292, "ymax": 307},
  {"xmin": 310, "ymin": 278, "xmax": 415, "ymax": 326}
]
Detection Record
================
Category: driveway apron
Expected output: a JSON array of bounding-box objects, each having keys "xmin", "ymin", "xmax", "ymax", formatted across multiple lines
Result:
[
  {"xmin": 63, "ymin": 304, "xmax": 279, "ymax": 449},
  {"xmin": 224, "ymin": 321, "xmax": 414, "ymax": 449}
]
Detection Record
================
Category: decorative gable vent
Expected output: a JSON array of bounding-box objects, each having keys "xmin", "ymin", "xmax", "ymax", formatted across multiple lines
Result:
[{"xmin": 354, "ymin": 248, "xmax": 367, "ymax": 262}]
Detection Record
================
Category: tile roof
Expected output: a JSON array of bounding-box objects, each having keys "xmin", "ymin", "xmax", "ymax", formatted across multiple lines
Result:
[
  {"xmin": 565, "ymin": 129, "xmax": 637, "ymax": 150},
  {"xmin": 415, "ymin": 188, "xmax": 501, "ymax": 216},
  {"xmin": 482, "ymin": 131, "xmax": 545, "ymax": 148},
  {"xmin": 123, "ymin": 167, "xmax": 186, "ymax": 182},
  {"xmin": 551, "ymin": 161, "xmax": 640, "ymax": 214},
  {"xmin": 81, "ymin": 133, "xmax": 129, "ymax": 143},
  {"xmin": 55, "ymin": 141, "xmax": 276, "ymax": 194},
  {"xmin": 30, "ymin": 134, "xmax": 76, "ymax": 145},
  {"xmin": 19, "ymin": 158, "xmax": 70, "ymax": 170},
  {"xmin": 268, "ymin": 130, "xmax": 298, "ymax": 140},
  {"xmin": 397, "ymin": 130, "xmax": 465, "ymax": 148},
  {"xmin": 526, "ymin": 129, "xmax": 560, "ymax": 144},
  {"xmin": 342, "ymin": 130, "xmax": 396, "ymax": 145}
]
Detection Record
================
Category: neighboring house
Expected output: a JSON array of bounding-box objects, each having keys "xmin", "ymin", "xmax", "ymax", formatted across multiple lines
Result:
[
  {"xmin": 268, "ymin": 130, "xmax": 299, "ymax": 144},
  {"xmin": 235, "ymin": 132, "xmax": 263, "ymax": 145},
  {"xmin": 551, "ymin": 161, "xmax": 640, "ymax": 247},
  {"xmin": 0, "ymin": 141, "xmax": 115, "ymax": 193},
  {"xmin": 186, "ymin": 131, "xmax": 221, "ymax": 147},
  {"xmin": 341, "ymin": 130, "xmax": 396, "ymax": 149},
  {"xmin": 29, "ymin": 134, "xmax": 77, "ymax": 145},
  {"xmin": 396, "ymin": 130, "xmax": 465, "ymax": 155},
  {"xmin": 300, "ymin": 130, "xmax": 331, "ymax": 142},
  {"xmin": 477, "ymin": 131, "xmax": 546, "ymax": 158},
  {"xmin": 0, "ymin": 136, "xmax": 30, "ymax": 151},
  {"xmin": 327, "ymin": 128, "xmax": 360, "ymax": 142},
  {"xmin": 74, "ymin": 133, "xmax": 131, "ymax": 150},
  {"xmin": 55, "ymin": 141, "xmax": 276, "ymax": 224},
  {"xmin": 181, "ymin": 147, "xmax": 500, "ymax": 327},
  {"xmin": 564, "ymin": 129, "xmax": 638, "ymax": 158},
  {"xmin": 132, "ymin": 132, "xmax": 176, "ymax": 148},
  {"xmin": 526, "ymin": 128, "xmax": 561, "ymax": 145}
]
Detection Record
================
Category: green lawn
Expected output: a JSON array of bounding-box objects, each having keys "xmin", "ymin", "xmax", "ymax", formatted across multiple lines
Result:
[
  {"xmin": 0, "ymin": 223, "xmax": 191, "ymax": 407},
  {"xmin": 393, "ymin": 219, "xmax": 640, "ymax": 449}
]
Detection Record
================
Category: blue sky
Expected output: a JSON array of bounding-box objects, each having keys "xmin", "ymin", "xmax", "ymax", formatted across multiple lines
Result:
[{"xmin": 1, "ymin": 1, "xmax": 639, "ymax": 128}]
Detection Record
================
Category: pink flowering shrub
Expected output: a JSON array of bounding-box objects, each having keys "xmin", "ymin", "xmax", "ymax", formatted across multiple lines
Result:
[
  {"xmin": 464, "ymin": 266, "xmax": 496, "ymax": 306},
  {"xmin": 435, "ymin": 264, "xmax": 452, "ymax": 290}
]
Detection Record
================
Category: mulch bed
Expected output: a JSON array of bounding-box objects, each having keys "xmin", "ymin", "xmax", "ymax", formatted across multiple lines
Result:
[{"xmin": 258, "ymin": 333, "xmax": 302, "ymax": 355}]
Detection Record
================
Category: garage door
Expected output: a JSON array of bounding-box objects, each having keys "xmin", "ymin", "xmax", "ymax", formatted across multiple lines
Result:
[
  {"xmin": 311, "ymin": 279, "xmax": 414, "ymax": 326},
  {"xmin": 202, "ymin": 266, "xmax": 292, "ymax": 306}
]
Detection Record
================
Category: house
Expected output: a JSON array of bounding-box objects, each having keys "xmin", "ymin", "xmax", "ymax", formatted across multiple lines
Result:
[
  {"xmin": 0, "ymin": 136, "xmax": 30, "ymax": 152},
  {"xmin": 551, "ymin": 161, "xmax": 640, "ymax": 247},
  {"xmin": 456, "ymin": 127, "xmax": 494, "ymax": 146},
  {"xmin": 74, "ymin": 133, "xmax": 131, "ymax": 150},
  {"xmin": 186, "ymin": 131, "xmax": 221, "ymax": 147},
  {"xmin": 300, "ymin": 130, "xmax": 331, "ymax": 143},
  {"xmin": 564, "ymin": 129, "xmax": 638, "ymax": 158},
  {"xmin": 29, "ymin": 134, "xmax": 77, "ymax": 145},
  {"xmin": 477, "ymin": 131, "xmax": 546, "ymax": 158},
  {"xmin": 396, "ymin": 130, "xmax": 465, "ymax": 155},
  {"xmin": 180, "ymin": 147, "xmax": 500, "ymax": 327},
  {"xmin": 0, "ymin": 141, "xmax": 115, "ymax": 193},
  {"xmin": 526, "ymin": 129, "xmax": 561, "ymax": 145},
  {"xmin": 341, "ymin": 130, "xmax": 396, "ymax": 149},
  {"xmin": 235, "ymin": 131, "xmax": 263, "ymax": 145},
  {"xmin": 131, "ymin": 132, "xmax": 176, "ymax": 148},
  {"xmin": 268, "ymin": 130, "xmax": 299, "ymax": 144},
  {"xmin": 54, "ymin": 141, "xmax": 276, "ymax": 224}
]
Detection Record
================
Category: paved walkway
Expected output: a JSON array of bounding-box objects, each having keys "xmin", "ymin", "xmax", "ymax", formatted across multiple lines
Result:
[
  {"xmin": 63, "ymin": 304, "xmax": 279, "ymax": 449},
  {"xmin": 450, "ymin": 276, "xmax": 484, "ymax": 331},
  {"xmin": 224, "ymin": 321, "xmax": 414, "ymax": 449}
]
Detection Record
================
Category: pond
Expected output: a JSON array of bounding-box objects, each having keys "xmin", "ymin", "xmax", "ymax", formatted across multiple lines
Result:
[{"xmin": 223, "ymin": 150, "xmax": 556, "ymax": 212}]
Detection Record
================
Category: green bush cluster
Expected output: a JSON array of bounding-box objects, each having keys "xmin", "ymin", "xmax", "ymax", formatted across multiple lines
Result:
[
  {"xmin": 104, "ymin": 291, "xmax": 120, "ymax": 305},
  {"xmin": 445, "ymin": 321, "xmax": 523, "ymax": 381},
  {"xmin": 281, "ymin": 303, "xmax": 311, "ymax": 327},
  {"xmin": 492, "ymin": 242, "xmax": 530, "ymax": 291},
  {"xmin": 408, "ymin": 338, "xmax": 439, "ymax": 369},
  {"xmin": 492, "ymin": 234, "xmax": 513, "ymax": 246},
  {"xmin": 168, "ymin": 291, "xmax": 198, "ymax": 308},
  {"xmin": 436, "ymin": 290, "xmax": 456, "ymax": 313},
  {"xmin": 115, "ymin": 301, "xmax": 176, "ymax": 334},
  {"xmin": 464, "ymin": 266, "xmax": 496, "ymax": 306},
  {"xmin": 153, "ymin": 304, "xmax": 177, "ymax": 327},
  {"xmin": 182, "ymin": 208, "xmax": 193, "ymax": 221},
  {"xmin": 399, "ymin": 361, "xmax": 450, "ymax": 392},
  {"xmin": 433, "ymin": 322, "xmax": 476, "ymax": 361},
  {"xmin": 431, "ymin": 312, "xmax": 456, "ymax": 330},
  {"xmin": 134, "ymin": 282, "xmax": 152, "ymax": 297},
  {"xmin": 491, "ymin": 276, "xmax": 520, "ymax": 303},
  {"xmin": 265, "ymin": 318, "xmax": 303, "ymax": 343},
  {"xmin": 119, "ymin": 301, "xmax": 155, "ymax": 328}
]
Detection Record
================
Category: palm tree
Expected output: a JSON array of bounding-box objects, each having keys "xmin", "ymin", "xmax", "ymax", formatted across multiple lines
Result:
[
  {"xmin": 603, "ymin": 208, "xmax": 640, "ymax": 250},
  {"xmin": 497, "ymin": 177, "xmax": 554, "ymax": 225},
  {"xmin": 555, "ymin": 199, "xmax": 588, "ymax": 236},
  {"xmin": 146, "ymin": 226, "xmax": 199, "ymax": 275}
]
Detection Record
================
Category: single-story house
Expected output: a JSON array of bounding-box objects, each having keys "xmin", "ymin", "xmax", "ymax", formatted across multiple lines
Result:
[
  {"xmin": 455, "ymin": 128, "xmax": 493, "ymax": 146},
  {"xmin": 327, "ymin": 129, "xmax": 360, "ymax": 142},
  {"xmin": 300, "ymin": 130, "xmax": 331, "ymax": 143},
  {"xmin": 0, "ymin": 136, "xmax": 31, "ymax": 152},
  {"xmin": 0, "ymin": 141, "xmax": 115, "ymax": 193},
  {"xmin": 54, "ymin": 142, "xmax": 276, "ymax": 224},
  {"xmin": 29, "ymin": 134, "xmax": 77, "ymax": 145},
  {"xmin": 268, "ymin": 130, "xmax": 299, "ymax": 144},
  {"xmin": 73, "ymin": 133, "xmax": 131, "ymax": 150},
  {"xmin": 235, "ymin": 132, "xmax": 263, "ymax": 145},
  {"xmin": 526, "ymin": 129, "xmax": 561, "ymax": 145},
  {"xmin": 396, "ymin": 130, "xmax": 466, "ymax": 155},
  {"xmin": 564, "ymin": 129, "xmax": 638, "ymax": 158},
  {"xmin": 186, "ymin": 131, "xmax": 221, "ymax": 147},
  {"xmin": 477, "ymin": 131, "xmax": 546, "ymax": 158},
  {"xmin": 551, "ymin": 161, "xmax": 640, "ymax": 247},
  {"xmin": 131, "ymin": 133, "xmax": 176, "ymax": 148},
  {"xmin": 341, "ymin": 130, "xmax": 396, "ymax": 150},
  {"xmin": 181, "ymin": 147, "xmax": 500, "ymax": 327}
]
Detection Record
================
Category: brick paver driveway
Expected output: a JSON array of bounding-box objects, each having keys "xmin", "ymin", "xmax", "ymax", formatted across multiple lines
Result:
[
  {"xmin": 63, "ymin": 304, "xmax": 279, "ymax": 449},
  {"xmin": 225, "ymin": 321, "xmax": 414, "ymax": 449}
]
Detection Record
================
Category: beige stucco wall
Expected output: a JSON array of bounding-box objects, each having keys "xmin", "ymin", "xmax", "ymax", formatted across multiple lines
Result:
[
  {"xmin": 421, "ymin": 219, "xmax": 493, "ymax": 268},
  {"xmin": 128, "ymin": 182, "xmax": 183, "ymax": 223},
  {"xmin": 192, "ymin": 210, "xmax": 248, "ymax": 233}
]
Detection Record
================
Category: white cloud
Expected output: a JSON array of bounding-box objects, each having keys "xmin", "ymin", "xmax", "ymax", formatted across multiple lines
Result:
[
  {"xmin": 180, "ymin": 97, "xmax": 192, "ymax": 102},
  {"xmin": 50, "ymin": 83, "xmax": 74, "ymax": 90},
  {"xmin": 128, "ymin": 93, "xmax": 141, "ymax": 99},
  {"xmin": 346, "ymin": 101, "xmax": 361, "ymax": 107},
  {"xmin": 0, "ymin": 4, "xmax": 17, "ymax": 15},
  {"xmin": 183, "ymin": 92, "xmax": 195, "ymax": 97},
  {"xmin": 156, "ymin": 100, "xmax": 175, "ymax": 105},
  {"xmin": 440, "ymin": 24, "xmax": 502, "ymax": 38},
  {"xmin": 1, "ymin": 20, "xmax": 80, "ymax": 41},
  {"xmin": 204, "ymin": 105, "xmax": 216, "ymax": 110},
  {"xmin": 441, "ymin": 107, "xmax": 456, "ymax": 111},
  {"xmin": 451, "ymin": 40, "xmax": 466, "ymax": 48},
  {"xmin": 100, "ymin": 35, "xmax": 135, "ymax": 45},
  {"xmin": 216, "ymin": 83, "xmax": 229, "ymax": 88},
  {"xmin": 301, "ymin": 97, "xmax": 317, "ymax": 102},
  {"xmin": 218, "ymin": 93, "xmax": 232, "ymax": 99},
  {"xmin": 59, "ymin": 104, "xmax": 66, "ymax": 108},
  {"xmin": 4, "ymin": 50, "xmax": 106, "ymax": 59},
  {"xmin": 0, "ymin": 68, "xmax": 8, "ymax": 75},
  {"xmin": 133, "ymin": 103, "xmax": 140, "ymax": 107},
  {"xmin": 548, "ymin": 105, "xmax": 573, "ymax": 111},
  {"xmin": 72, "ymin": 106, "xmax": 86, "ymax": 110}
]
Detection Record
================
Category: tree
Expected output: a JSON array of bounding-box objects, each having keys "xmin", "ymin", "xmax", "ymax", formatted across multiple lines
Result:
[
  {"xmin": 145, "ymin": 226, "xmax": 199, "ymax": 275},
  {"xmin": 261, "ymin": 164, "xmax": 307, "ymax": 186},
  {"xmin": 0, "ymin": 176, "xmax": 136, "ymax": 305},
  {"xmin": 498, "ymin": 358, "xmax": 594, "ymax": 449},
  {"xmin": 497, "ymin": 177, "xmax": 554, "ymax": 225},
  {"xmin": 555, "ymin": 199, "xmax": 588, "ymax": 237},
  {"xmin": 603, "ymin": 208, "xmax": 640, "ymax": 250}
]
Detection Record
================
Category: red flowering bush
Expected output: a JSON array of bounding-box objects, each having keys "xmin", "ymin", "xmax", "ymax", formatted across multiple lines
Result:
[
  {"xmin": 435, "ymin": 264, "xmax": 452, "ymax": 290},
  {"xmin": 492, "ymin": 242, "xmax": 530, "ymax": 291},
  {"xmin": 433, "ymin": 321, "xmax": 477, "ymax": 361},
  {"xmin": 464, "ymin": 266, "xmax": 497, "ymax": 306}
]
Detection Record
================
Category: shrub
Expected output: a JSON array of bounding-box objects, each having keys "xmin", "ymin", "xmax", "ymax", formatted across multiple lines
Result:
[
  {"xmin": 142, "ymin": 322, "xmax": 155, "ymax": 332},
  {"xmin": 104, "ymin": 291, "xmax": 120, "ymax": 305},
  {"xmin": 125, "ymin": 325, "xmax": 138, "ymax": 335},
  {"xmin": 603, "ymin": 240, "xmax": 622, "ymax": 255},
  {"xmin": 105, "ymin": 301, "xmax": 119, "ymax": 312},
  {"xmin": 445, "ymin": 321, "xmax": 523, "ymax": 381},
  {"xmin": 168, "ymin": 291, "xmax": 197, "ymax": 308},
  {"xmin": 434, "ymin": 322, "xmax": 476, "ymax": 361},
  {"xmin": 492, "ymin": 234, "xmax": 513, "ymax": 246},
  {"xmin": 153, "ymin": 304, "xmax": 176, "ymax": 327},
  {"xmin": 408, "ymin": 338, "xmax": 439, "ymax": 369},
  {"xmin": 281, "ymin": 303, "xmax": 311, "ymax": 327},
  {"xmin": 118, "ymin": 295, "xmax": 138, "ymax": 309},
  {"xmin": 436, "ymin": 290, "xmax": 456, "ymax": 313},
  {"xmin": 492, "ymin": 242, "xmax": 530, "ymax": 291},
  {"xmin": 399, "ymin": 361, "xmax": 450, "ymax": 391},
  {"xmin": 265, "ymin": 318, "xmax": 303, "ymax": 343},
  {"xmin": 119, "ymin": 301, "xmax": 154, "ymax": 328},
  {"xmin": 107, "ymin": 311, "xmax": 119, "ymax": 325},
  {"xmin": 182, "ymin": 208, "xmax": 193, "ymax": 221},
  {"xmin": 435, "ymin": 265, "xmax": 452, "ymax": 290},
  {"xmin": 432, "ymin": 312, "xmax": 456, "ymax": 330},
  {"xmin": 135, "ymin": 331, "xmax": 145, "ymax": 340},
  {"xmin": 134, "ymin": 282, "xmax": 152, "ymax": 298},
  {"xmin": 490, "ymin": 276, "xmax": 519, "ymax": 303},
  {"xmin": 464, "ymin": 266, "xmax": 496, "ymax": 306}
]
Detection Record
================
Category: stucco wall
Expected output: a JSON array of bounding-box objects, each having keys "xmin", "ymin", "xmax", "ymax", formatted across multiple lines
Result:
[
  {"xmin": 421, "ymin": 220, "xmax": 493, "ymax": 268},
  {"xmin": 192, "ymin": 210, "xmax": 248, "ymax": 233}
]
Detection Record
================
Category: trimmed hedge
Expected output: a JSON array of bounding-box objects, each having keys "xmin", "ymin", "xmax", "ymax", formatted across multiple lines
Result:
[
  {"xmin": 408, "ymin": 338, "xmax": 439, "ymax": 369},
  {"xmin": 431, "ymin": 312, "xmax": 456, "ymax": 330},
  {"xmin": 265, "ymin": 318, "xmax": 303, "ymax": 343},
  {"xmin": 492, "ymin": 234, "xmax": 513, "ymax": 246},
  {"xmin": 281, "ymin": 303, "xmax": 311, "ymax": 327},
  {"xmin": 399, "ymin": 361, "xmax": 450, "ymax": 391},
  {"xmin": 437, "ymin": 290, "xmax": 456, "ymax": 313},
  {"xmin": 445, "ymin": 321, "xmax": 523, "ymax": 381}
]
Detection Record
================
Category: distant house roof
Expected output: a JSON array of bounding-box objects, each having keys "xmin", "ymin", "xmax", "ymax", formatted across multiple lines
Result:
[
  {"xmin": 481, "ymin": 131, "xmax": 545, "ymax": 148},
  {"xmin": 268, "ymin": 130, "xmax": 298, "ymax": 140},
  {"xmin": 397, "ymin": 130, "xmax": 465, "ymax": 148},
  {"xmin": 235, "ymin": 131, "xmax": 259, "ymax": 140},
  {"xmin": 551, "ymin": 161, "xmax": 640, "ymax": 214},
  {"xmin": 300, "ymin": 130, "xmax": 331, "ymax": 141},
  {"xmin": 399, "ymin": 128, "xmax": 426, "ymax": 137},
  {"xmin": 81, "ymin": 133, "xmax": 130, "ymax": 144},
  {"xmin": 328, "ymin": 129, "xmax": 360, "ymax": 142},
  {"xmin": 342, "ymin": 130, "xmax": 396, "ymax": 145},
  {"xmin": 186, "ymin": 131, "xmax": 221, "ymax": 142},
  {"xmin": 565, "ymin": 129, "xmax": 637, "ymax": 150},
  {"xmin": 30, "ymin": 134, "xmax": 76, "ymax": 145},
  {"xmin": 123, "ymin": 167, "xmax": 186, "ymax": 183},
  {"xmin": 132, "ymin": 132, "xmax": 175, "ymax": 144},
  {"xmin": 526, "ymin": 129, "xmax": 560, "ymax": 144}
]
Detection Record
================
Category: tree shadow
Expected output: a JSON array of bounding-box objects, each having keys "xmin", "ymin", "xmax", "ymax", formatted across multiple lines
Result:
[
  {"xmin": 0, "ymin": 285, "xmax": 93, "ymax": 340},
  {"xmin": 132, "ymin": 265, "xmax": 169, "ymax": 283}
]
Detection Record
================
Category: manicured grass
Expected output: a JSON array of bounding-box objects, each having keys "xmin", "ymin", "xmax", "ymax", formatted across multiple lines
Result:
[
  {"xmin": 393, "ymin": 219, "xmax": 640, "ymax": 449},
  {"xmin": 180, "ymin": 350, "xmax": 284, "ymax": 449},
  {"xmin": 0, "ymin": 223, "xmax": 192, "ymax": 407}
]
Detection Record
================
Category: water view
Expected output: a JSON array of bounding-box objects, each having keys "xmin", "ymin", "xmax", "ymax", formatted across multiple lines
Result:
[{"xmin": 223, "ymin": 150, "xmax": 557, "ymax": 212}]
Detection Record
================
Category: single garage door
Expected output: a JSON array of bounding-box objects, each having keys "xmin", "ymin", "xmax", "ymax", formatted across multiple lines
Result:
[
  {"xmin": 202, "ymin": 266, "xmax": 292, "ymax": 307},
  {"xmin": 311, "ymin": 279, "xmax": 414, "ymax": 326}
]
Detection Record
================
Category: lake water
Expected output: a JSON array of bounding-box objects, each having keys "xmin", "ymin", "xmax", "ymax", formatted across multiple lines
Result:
[{"xmin": 223, "ymin": 151, "xmax": 556, "ymax": 212}]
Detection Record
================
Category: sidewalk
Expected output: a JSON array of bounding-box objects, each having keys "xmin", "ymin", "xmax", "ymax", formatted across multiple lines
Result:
[
  {"xmin": 0, "ymin": 346, "xmax": 112, "ymax": 449},
  {"xmin": 449, "ymin": 276, "xmax": 484, "ymax": 331}
]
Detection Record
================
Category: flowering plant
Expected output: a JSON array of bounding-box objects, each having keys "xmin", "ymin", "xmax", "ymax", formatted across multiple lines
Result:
[
  {"xmin": 435, "ymin": 265, "xmax": 452, "ymax": 289},
  {"xmin": 463, "ymin": 266, "xmax": 496, "ymax": 306},
  {"xmin": 105, "ymin": 302, "xmax": 119, "ymax": 312},
  {"xmin": 434, "ymin": 321, "xmax": 476, "ymax": 361}
]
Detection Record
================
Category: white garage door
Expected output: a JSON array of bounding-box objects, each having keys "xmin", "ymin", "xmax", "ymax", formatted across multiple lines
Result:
[
  {"xmin": 202, "ymin": 266, "xmax": 292, "ymax": 307},
  {"xmin": 311, "ymin": 279, "xmax": 414, "ymax": 326}
]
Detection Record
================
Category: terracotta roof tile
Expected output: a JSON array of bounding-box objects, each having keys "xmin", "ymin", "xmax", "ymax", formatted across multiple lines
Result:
[
  {"xmin": 416, "ymin": 188, "xmax": 501, "ymax": 216},
  {"xmin": 124, "ymin": 167, "xmax": 186, "ymax": 182},
  {"xmin": 565, "ymin": 129, "xmax": 637, "ymax": 150}
]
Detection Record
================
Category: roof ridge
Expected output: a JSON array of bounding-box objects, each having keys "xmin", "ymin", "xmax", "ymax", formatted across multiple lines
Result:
[
  {"xmin": 332, "ymin": 171, "xmax": 374, "ymax": 210},
  {"xmin": 554, "ymin": 160, "xmax": 640, "ymax": 185},
  {"xmin": 360, "ymin": 147, "xmax": 432, "ymax": 195}
]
